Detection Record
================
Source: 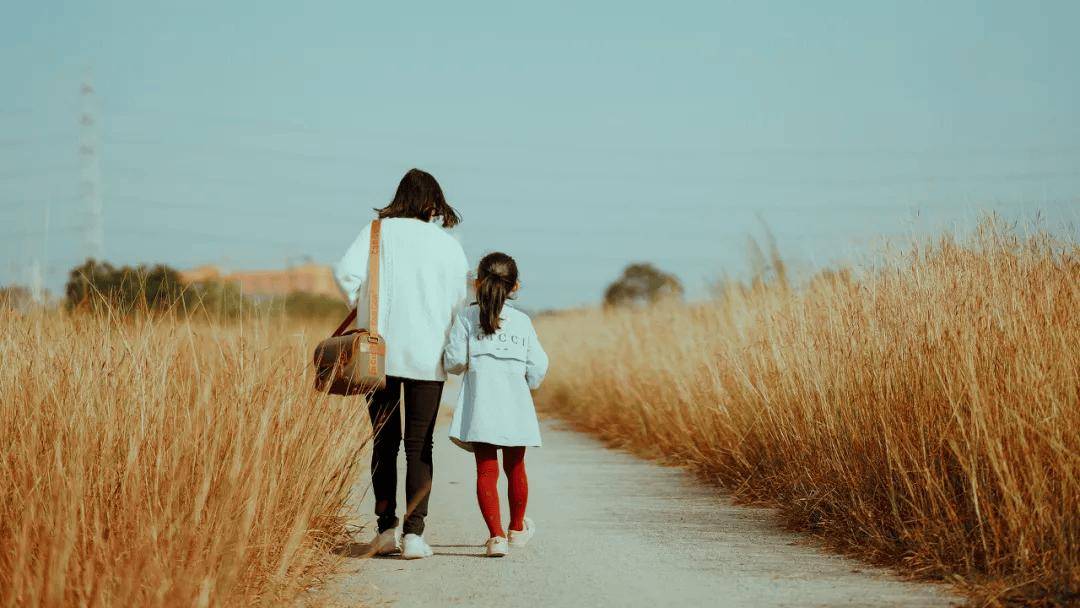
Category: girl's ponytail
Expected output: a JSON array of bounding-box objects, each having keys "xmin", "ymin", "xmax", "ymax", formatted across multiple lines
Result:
[{"xmin": 475, "ymin": 252, "xmax": 519, "ymax": 336}]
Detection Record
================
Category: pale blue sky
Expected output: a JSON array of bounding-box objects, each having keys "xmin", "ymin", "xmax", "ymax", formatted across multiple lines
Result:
[{"xmin": 2, "ymin": 1, "xmax": 1078, "ymax": 309}]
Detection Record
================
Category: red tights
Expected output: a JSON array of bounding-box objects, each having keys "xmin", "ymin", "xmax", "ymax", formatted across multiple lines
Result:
[{"xmin": 473, "ymin": 444, "xmax": 527, "ymax": 538}]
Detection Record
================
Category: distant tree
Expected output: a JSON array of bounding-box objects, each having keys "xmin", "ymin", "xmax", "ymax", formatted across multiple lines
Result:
[
  {"xmin": 139, "ymin": 264, "xmax": 186, "ymax": 310},
  {"xmin": 278, "ymin": 291, "xmax": 348, "ymax": 320},
  {"xmin": 65, "ymin": 259, "xmax": 117, "ymax": 310},
  {"xmin": 65, "ymin": 259, "xmax": 186, "ymax": 314},
  {"xmin": 603, "ymin": 263, "xmax": 683, "ymax": 308}
]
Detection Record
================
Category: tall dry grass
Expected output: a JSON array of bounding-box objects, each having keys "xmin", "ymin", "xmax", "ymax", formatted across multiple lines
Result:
[
  {"xmin": 536, "ymin": 221, "xmax": 1079, "ymax": 604},
  {"xmin": 0, "ymin": 309, "xmax": 370, "ymax": 607}
]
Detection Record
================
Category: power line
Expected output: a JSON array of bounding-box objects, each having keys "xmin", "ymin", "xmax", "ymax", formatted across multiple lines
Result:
[
  {"xmin": 106, "ymin": 164, "xmax": 383, "ymax": 198},
  {"xmin": 0, "ymin": 195, "xmax": 78, "ymax": 207},
  {"xmin": 98, "ymin": 106, "xmax": 1080, "ymax": 159},
  {"xmin": 106, "ymin": 225, "xmax": 308, "ymax": 251},
  {"xmin": 0, "ymin": 165, "xmax": 79, "ymax": 180}
]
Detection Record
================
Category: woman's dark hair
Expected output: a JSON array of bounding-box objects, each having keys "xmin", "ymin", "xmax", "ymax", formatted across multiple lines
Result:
[
  {"xmin": 375, "ymin": 168, "xmax": 461, "ymax": 228},
  {"xmin": 476, "ymin": 252, "xmax": 518, "ymax": 335}
]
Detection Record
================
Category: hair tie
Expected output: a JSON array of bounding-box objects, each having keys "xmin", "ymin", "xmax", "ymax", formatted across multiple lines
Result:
[{"xmin": 481, "ymin": 272, "xmax": 512, "ymax": 287}]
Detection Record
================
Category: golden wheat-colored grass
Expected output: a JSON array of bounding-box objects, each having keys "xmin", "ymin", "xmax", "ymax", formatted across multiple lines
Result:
[
  {"xmin": 0, "ymin": 310, "xmax": 370, "ymax": 607},
  {"xmin": 536, "ymin": 222, "xmax": 1079, "ymax": 605}
]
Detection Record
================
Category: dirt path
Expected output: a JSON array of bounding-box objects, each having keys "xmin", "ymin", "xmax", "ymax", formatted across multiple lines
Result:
[{"xmin": 322, "ymin": 419, "xmax": 960, "ymax": 607}]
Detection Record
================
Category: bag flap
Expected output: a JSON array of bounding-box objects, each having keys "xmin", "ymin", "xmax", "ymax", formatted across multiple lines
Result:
[{"xmin": 313, "ymin": 333, "xmax": 359, "ymax": 368}]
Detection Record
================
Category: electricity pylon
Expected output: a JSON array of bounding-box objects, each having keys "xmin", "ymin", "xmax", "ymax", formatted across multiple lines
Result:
[{"xmin": 79, "ymin": 69, "xmax": 104, "ymax": 262}]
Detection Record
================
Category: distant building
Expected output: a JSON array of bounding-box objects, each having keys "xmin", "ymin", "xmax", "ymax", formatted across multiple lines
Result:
[{"xmin": 180, "ymin": 263, "xmax": 342, "ymax": 300}]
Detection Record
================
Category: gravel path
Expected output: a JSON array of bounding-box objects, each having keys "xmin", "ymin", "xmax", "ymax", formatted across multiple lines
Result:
[{"xmin": 322, "ymin": 419, "xmax": 960, "ymax": 607}]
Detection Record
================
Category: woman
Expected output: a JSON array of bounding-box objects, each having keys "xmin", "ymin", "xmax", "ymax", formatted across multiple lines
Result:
[{"xmin": 334, "ymin": 168, "xmax": 469, "ymax": 559}]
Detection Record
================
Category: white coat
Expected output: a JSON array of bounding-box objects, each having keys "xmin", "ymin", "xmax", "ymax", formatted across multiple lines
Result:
[
  {"xmin": 334, "ymin": 217, "xmax": 469, "ymax": 381},
  {"xmin": 443, "ymin": 303, "xmax": 549, "ymax": 451}
]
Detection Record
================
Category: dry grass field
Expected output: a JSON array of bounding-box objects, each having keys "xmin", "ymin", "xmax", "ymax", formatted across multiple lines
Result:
[
  {"xmin": 2, "ymin": 220, "xmax": 1075, "ymax": 607},
  {"xmin": 535, "ymin": 221, "xmax": 1079, "ymax": 605},
  {"xmin": 0, "ymin": 310, "xmax": 370, "ymax": 607}
]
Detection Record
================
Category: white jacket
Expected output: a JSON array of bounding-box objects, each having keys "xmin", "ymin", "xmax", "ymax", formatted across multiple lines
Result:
[
  {"xmin": 334, "ymin": 217, "xmax": 469, "ymax": 381},
  {"xmin": 444, "ymin": 303, "xmax": 549, "ymax": 451}
]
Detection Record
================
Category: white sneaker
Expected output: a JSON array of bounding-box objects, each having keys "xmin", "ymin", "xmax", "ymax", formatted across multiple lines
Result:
[
  {"xmin": 370, "ymin": 528, "xmax": 400, "ymax": 556},
  {"xmin": 400, "ymin": 533, "xmax": 433, "ymax": 559},
  {"xmin": 508, "ymin": 517, "xmax": 535, "ymax": 547},
  {"xmin": 485, "ymin": 536, "xmax": 509, "ymax": 557}
]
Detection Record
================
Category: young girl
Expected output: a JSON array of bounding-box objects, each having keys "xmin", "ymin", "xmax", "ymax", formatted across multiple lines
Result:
[{"xmin": 443, "ymin": 252, "xmax": 549, "ymax": 557}]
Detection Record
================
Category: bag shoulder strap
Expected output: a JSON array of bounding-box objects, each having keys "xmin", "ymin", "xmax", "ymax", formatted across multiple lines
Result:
[
  {"xmin": 367, "ymin": 219, "xmax": 381, "ymax": 337},
  {"xmin": 330, "ymin": 219, "xmax": 382, "ymax": 338},
  {"xmin": 331, "ymin": 308, "xmax": 356, "ymax": 337}
]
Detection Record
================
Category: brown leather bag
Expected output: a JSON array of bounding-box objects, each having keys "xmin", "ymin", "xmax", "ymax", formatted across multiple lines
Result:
[{"xmin": 313, "ymin": 219, "xmax": 388, "ymax": 395}]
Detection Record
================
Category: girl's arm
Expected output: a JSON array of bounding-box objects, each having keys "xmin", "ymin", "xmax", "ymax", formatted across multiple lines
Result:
[
  {"xmin": 333, "ymin": 222, "xmax": 372, "ymax": 307},
  {"xmin": 443, "ymin": 310, "xmax": 470, "ymax": 375},
  {"xmin": 525, "ymin": 321, "xmax": 549, "ymax": 390}
]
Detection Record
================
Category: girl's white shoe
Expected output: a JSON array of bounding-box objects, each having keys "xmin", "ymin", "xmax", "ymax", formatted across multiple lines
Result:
[
  {"xmin": 485, "ymin": 536, "xmax": 509, "ymax": 557},
  {"xmin": 400, "ymin": 533, "xmax": 433, "ymax": 559},
  {"xmin": 507, "ymin": 517, "xmax": 535, "ymax": 546}
]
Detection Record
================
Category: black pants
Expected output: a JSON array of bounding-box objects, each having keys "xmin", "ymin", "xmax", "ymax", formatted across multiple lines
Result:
[{"xmin": 367, "ymin": 376, "xmax": 444, "ymax": 535}]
